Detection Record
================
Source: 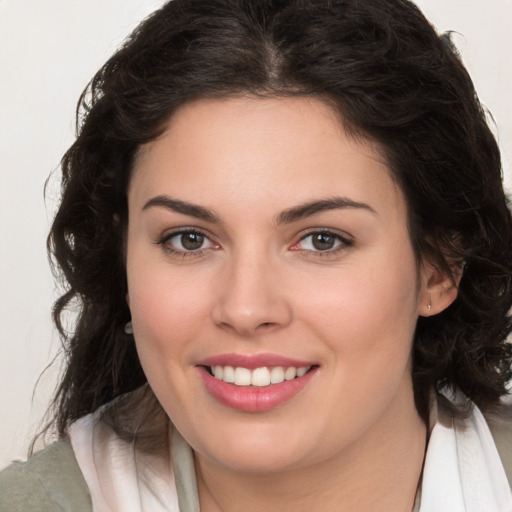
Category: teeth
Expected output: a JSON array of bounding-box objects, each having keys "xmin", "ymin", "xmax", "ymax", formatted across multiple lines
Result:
[
  {"xmin": 251, "ymin": 367, "xmax": 271, "ymax": 387},
  {"xmin": 210, "ymin": 365, "xmax": 311, "ymax": 386},
  {"xmin": 213, "ymin": 366, "xmax": 223, "ymax": 379},
  {"xmin": 284, "ymin": 367, "xmax": 297, "ymax": 380},
  {"xmin": 270, "ymin": 367, "xmax": 284, "ymax": 384},
  {"xmin": 234, "ymin": 367, "xmax": 252, "ymax": 386},
  {"xmin": 296, "ymin": 367, "xmax": 308, "ymax": 377},
  {"xmin": 223, "ymin": 366, "xmax": 235, "ymax": 383}
]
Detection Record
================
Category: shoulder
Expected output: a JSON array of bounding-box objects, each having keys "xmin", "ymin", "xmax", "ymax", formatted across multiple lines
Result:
[
  {"xmin": 486, "ymin": 403, "xmax": 512, "ymax": 488},
  {"xmin": 0, "ymin": 438, "xmax": 91, "ymax": 512}
]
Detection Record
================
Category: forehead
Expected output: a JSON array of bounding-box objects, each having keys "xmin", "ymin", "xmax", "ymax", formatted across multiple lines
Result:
[{"xmin": 129, "ymin": 96, "xmax": 404, "ymax": 221}]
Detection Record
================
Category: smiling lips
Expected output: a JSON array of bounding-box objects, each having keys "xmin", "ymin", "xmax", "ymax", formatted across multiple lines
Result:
[{"xmin": 197, "ymin": 354, "xmax": 318, "ymax": 412}]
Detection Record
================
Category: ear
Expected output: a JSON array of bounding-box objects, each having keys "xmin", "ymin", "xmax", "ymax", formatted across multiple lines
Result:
[
  {"xmin": 418, "ymin": 260, "xmax": 462, "ymax": 317},
  {"xmin": 126, "ymin": 292, "xmax": 131, "ymax": 308}
]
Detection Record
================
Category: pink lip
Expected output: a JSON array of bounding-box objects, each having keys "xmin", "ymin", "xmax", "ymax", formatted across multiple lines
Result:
[
  {"xmin": 196, "ymin": 354, "xmax": 319, "ymax": 412},
  {"xmin": 198, "ymin": 352, "xmax": 316, "ymax": 370}
]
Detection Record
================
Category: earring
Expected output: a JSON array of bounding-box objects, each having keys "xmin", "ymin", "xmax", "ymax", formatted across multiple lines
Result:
[
  {"xmin": 427, "ymin": 293, "xmax": 432, "ymax": 312},
  {"xmin": 124, "ymin": 321, "xmax": 133, "ymax": 335}
]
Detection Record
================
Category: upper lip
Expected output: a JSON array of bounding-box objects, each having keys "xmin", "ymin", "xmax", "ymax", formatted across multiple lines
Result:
[{"xmin": 197, "ymin": 353, "xmax": 317, "ymax": 370}]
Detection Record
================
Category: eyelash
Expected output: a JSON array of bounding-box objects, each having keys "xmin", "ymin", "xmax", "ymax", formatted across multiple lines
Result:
[{"xmin": 155, "ymin": 229, "xmax": 353, "ymax": 258}]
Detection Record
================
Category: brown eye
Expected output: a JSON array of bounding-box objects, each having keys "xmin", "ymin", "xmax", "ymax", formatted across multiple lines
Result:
[
  {"xmin": 157, "ymin": 229, "xmax": 219, "ymax": 257},
  {"xmin": 311, "ymin": 233, "xmax": 336, "ymax": 251},
  {"xmin": 179, "ymin": 232, "xmax": 205, "ymax": 250},
  {"xmin": 293, "ymin": 231, "xmax": 352, "ymax": 254}
]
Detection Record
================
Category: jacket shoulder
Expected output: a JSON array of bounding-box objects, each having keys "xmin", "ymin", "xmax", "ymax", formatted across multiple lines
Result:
[{"xmin": 0, "ymin": 438, "xmax": 91, "ymax": 512}]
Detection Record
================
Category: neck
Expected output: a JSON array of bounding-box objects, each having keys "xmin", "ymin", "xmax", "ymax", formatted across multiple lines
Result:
[{"xmin": 195, "ymin": 388, "xmax": 427, "ymax": 512}]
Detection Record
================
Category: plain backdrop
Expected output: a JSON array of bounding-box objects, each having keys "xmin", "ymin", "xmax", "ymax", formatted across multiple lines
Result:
[{"xmin": 1, "ymin": 0, "xmax": 511, "ymax": 467}]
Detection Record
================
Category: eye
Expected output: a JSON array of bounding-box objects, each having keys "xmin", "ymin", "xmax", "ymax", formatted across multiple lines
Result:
[
  {"xmin": 172, "ymin": 231, "xmax": 207, "ymax": 251},
  {"xmin": 156, "ymin": 229, "xmax": 218, "ymax": 255},
  {"xmin": 292, "ymin": 231, "xmax": 352, "ymax": 253}
]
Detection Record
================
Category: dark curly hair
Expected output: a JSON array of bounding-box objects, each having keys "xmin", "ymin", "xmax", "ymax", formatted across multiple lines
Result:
[{"xmin": 47, "ymin": 0, "xmax": 512, "ymax": 435}]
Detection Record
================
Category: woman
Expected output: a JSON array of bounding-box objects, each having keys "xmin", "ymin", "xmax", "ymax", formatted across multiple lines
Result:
[{"xmin": 1, "ymin": 0, "xmax": 511, "ymax": 510}]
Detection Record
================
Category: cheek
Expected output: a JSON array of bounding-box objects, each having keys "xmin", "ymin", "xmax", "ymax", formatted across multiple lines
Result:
[
  {"xmin": 126, "ymin": 260, "xmax": 212, "ymax": 361},
  {"xmin": 298, "ymin": 252, "xmax": 419, "ymax": 365},
  {"xmin": 126, "ymin": 267, "xmax": 212, "ymax": 414}
]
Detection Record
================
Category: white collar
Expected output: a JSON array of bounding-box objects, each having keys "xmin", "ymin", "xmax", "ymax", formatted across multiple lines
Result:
[
  {"xmin": 69, "ymin": 410, "xmax": 181, "ymax": 512},
  {"xmin": 419, "ymin": 390, "xmax": 512, "ymax": 512}
]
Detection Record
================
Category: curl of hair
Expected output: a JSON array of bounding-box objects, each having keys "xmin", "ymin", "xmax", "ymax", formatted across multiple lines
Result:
[{"xmin": 48, "ymin": 0, "xmax": 512, "ymax": 435}]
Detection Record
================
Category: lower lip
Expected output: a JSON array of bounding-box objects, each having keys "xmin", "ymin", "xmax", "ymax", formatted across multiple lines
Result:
[{"xmin": 198, "ymin": 366, "xmax": 318, "ymax": 412}]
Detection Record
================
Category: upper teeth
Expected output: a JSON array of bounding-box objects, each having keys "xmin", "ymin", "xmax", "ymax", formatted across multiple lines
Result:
[{"xmin": 211, "ymin": 366, "xmax": 311, "ymax": 387}]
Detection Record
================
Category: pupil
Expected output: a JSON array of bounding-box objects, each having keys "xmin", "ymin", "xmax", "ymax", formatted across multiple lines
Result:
[
  {"xmin": 181, "ymin": 233, "xmax": 204, "ymax": 250},
  {"xmin": 312, "ymin": 233, "xmax": 335, "ymax": 251}
]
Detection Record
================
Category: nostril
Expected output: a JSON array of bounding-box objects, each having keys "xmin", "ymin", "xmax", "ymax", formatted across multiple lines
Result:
[{"xmin": 258, "ymin": 321, "xmax": 279, "ymax": 330}]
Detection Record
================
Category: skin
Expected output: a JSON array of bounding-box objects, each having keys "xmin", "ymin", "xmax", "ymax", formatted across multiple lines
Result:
[{"xmin": 126, "ymin": 96, "xmax": 458, "ymax": 511}]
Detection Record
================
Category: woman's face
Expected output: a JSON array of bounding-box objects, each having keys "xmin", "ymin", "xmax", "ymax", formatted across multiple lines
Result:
[{"xmin": 126, "ymin": 96, "xmax": 429, "ymax": 473}]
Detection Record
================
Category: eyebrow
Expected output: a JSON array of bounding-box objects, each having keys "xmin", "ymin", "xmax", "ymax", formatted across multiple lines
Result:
[
  {"xmin": 142, "ymin": 195, "xmax": 221, "ymax": 223},
  {"xmin": 142, "ymin": 195, "xmax": 376, "ymax": 224},
  {"xmin": 276, "ymin": 197, "xmax": 377, "ymax": 224}
]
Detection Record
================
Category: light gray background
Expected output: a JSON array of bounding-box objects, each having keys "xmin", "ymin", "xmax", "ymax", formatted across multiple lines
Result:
[{"xmin": 1, "ymin": 0, "xmax": 511, "ymax": 467}]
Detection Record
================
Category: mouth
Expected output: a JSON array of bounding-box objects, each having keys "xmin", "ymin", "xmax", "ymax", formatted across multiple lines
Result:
[
  {"xmin": 197, "ymin": 356, "xmax": 319, "ymax": 412},
  {"xmin": 204, "ymin": 364, "xmax": 314, "ymax": 387}
]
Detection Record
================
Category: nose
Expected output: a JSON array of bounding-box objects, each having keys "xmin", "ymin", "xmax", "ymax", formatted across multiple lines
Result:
[{"xmin": 211, "ymin": 252, "xmax": 292, "ymax": 337}]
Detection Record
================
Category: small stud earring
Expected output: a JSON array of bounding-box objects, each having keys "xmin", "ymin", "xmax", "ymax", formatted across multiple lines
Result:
[
  {"xmin": 124, "ymin": 321, "xmax": 133, "ymax": 335},
  {"xmin": 427, "ymin": 293, "xmax": 432, "ymax": 312}
]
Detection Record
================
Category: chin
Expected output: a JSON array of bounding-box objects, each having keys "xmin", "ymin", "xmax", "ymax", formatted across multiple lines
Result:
[
  {"xmin": 190, "ymin": 423, "xmax": 312, "ymax": 474},
  {"xmin": 202, "ymin": 446, "xmax": 306, "ymax": 475}
]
